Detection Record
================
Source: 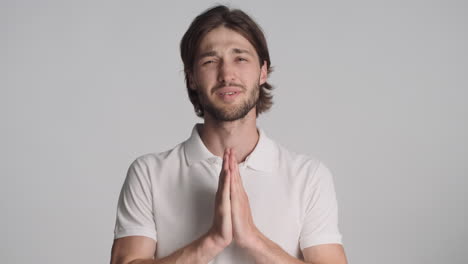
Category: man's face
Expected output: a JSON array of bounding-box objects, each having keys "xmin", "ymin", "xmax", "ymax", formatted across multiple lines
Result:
[{"xmin": 190, "ymin": 26, "xmax": 268, "ymax": 121}]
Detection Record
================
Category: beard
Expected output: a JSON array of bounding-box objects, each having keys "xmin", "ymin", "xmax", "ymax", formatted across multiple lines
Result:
[{"xmin": 199, "ymin": 83, "xmax": 260, "ymax": 122}]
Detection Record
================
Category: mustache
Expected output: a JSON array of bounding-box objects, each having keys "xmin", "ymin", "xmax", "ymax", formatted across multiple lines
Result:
[{"xmin": 211, "ymin": 82, "xmax": 245, "ymax": 94}]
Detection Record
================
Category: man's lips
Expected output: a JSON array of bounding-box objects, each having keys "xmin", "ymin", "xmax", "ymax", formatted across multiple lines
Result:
[
  {"xmin": 214, "ymin": 86, "xmax": 244, "ymax": 96},
  {"xmin": 213, "ymin": 86, "xmax": 244, "ymax": 101}
]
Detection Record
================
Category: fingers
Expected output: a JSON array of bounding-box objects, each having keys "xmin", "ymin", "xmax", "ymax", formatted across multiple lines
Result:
[
  {"xmin": 216, "ymin": 149, "xmax": 227, "ymax": 202},
  {"xmin": 222, "ymin": 167, "xmax": 231, "ymax": 203},
  {"xmin": 211, "ymin": 148, "xmax": 233, "ymax": 248},
  {"xmin": 216, "ymin": 151, "xmax": 225, "ymax": 197},
  {"xmin": 219, "ymin": 148, "xmax": 244, "ymax": 200},
  {"xmin": 229, "ymin": 149, "xmax": 235, "ymax": 176},
  {"xmin": 229, "ymin": 149, "xmax": 240, "ymax": 196},
  {"xmin": 220, "ymin": 148, "xmax": 231, "ymax": 204},
  {"xmin": 223, "ymin": 148, "xmax": 230, "ymax": 172}
]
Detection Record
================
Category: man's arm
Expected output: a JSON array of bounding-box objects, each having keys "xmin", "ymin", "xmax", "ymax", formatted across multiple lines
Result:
[
  {"xmin": 111, "ymin": 149, "xmax": 234, "ymax": 264},
  {"xmin": 110, "ymin": 233, "xmax": 224, "ymax": 264},
  {"xmin": 228, "ymin": 149, "xmax": 348, "ymax": 264},
  {"xmin": 302, "ymin": 244, "xmax": 347, "ymax": 264},
  {"xmin": 244, "ymin": 232, "xmax": 347, "ymax": 264}
]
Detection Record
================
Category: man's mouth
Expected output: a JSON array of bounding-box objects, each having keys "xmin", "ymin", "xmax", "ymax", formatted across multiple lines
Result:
[
  {"xmin": 215, "ymin": 86, "xmax": 243, "ymax": 95},
  {"xmin": 219, "ymin": 91, "xmax": 238, "ymax": 95},
  {"xmin": 217, "ymin": 90, "xmax": 241, "ymax": 101}
]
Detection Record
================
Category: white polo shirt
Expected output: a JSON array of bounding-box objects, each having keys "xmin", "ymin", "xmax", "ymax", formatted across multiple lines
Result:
[{"xmin": 114, "ymin": 124, "xmax": 343, "ymax": 263}]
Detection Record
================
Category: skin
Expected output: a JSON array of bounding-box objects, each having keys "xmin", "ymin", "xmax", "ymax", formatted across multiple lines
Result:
[{"xmin": 110, "ymin": 26, "xmax": 348, "ymax": 264}]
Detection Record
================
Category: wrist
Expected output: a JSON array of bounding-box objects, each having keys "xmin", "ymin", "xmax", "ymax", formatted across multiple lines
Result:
[
  {"xmin": 246, "ymin": 228, "xmax": 268, "ymax": 252},
  {"xmin": 237, "ymin": 227, "xmax": 265, "ymax": 251},
  {"xmin": 203, "ymin": 230, "xmax": 230, "ymax": 254}
]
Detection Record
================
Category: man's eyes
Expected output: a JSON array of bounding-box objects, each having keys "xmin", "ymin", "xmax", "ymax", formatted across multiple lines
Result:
[
  {"xmin": 201, "ymin": 57, "xmax": 248, "ymax": 66},
  {"xmin": 202, "ymin": 60, "xmax": 215, "ymax": 65}
]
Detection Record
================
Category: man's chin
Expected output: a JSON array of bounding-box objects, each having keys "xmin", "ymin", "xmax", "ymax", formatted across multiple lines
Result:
[
  {"xmin": 202, "ymin": 94, "xmax": 258, "ymax": 121},
  {"xmin": 205, "ymin": 106, "xmax": 252, "ymax": 122}
]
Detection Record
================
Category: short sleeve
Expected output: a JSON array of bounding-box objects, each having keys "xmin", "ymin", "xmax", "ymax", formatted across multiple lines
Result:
[
  {"xmin": 299, "ymin": 162, "xmax": 343, "ymax": 249},
  {"xmin": 114, "ymin": 158, "xmax": 157, "ymax": 241}
]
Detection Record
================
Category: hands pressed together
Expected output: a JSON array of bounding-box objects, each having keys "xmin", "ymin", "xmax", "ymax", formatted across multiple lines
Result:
[
  {"xmin": 208, "ymin": 148, "xmax": 261, "ymax": 251},
  {"xmin": 204, "ymin": 148, "xmax": 347, "ymax": 264}
]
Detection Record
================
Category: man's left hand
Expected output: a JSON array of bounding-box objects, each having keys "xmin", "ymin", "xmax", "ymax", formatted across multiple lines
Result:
[{"xmin": 228, "ymin": 148, "xmax": 262, "ymax": 249}]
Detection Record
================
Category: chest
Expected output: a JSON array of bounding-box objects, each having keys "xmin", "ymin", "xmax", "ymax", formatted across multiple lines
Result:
[{"xmin": 152, "ymin": 162, "xmax": 304, "ymax": 259}]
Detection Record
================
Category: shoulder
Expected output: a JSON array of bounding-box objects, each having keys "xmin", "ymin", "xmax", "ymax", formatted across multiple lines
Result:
[
  {"xmin": 131, "ymin": 143, "xmax": 185, "ymax": 167},
  {"xmin": 275, "ymin": 141, "xmax": 322, "ymax": 172},
  {"xmin": 273, "ymin": 141, "xmax": 333, "ymax": 184},
  {"xmin": 125, "ymin": 142, "xmax": 186, "ymax": 178}
]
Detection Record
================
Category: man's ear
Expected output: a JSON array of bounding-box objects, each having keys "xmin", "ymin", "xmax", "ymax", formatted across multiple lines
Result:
[
  {"xmin": 187, "ymin": 72, "xmax": 196, "ymax": 91},
  {"xmin": 259, "ymin": 60, "xmax": 268, "ymax": 86}
]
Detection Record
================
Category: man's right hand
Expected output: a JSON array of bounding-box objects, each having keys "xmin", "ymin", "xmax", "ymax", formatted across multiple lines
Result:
[
  {"xmin": 207, "ymin": 148, "xmax": 233, "ymax": 249},
  {"xmin": 111, "ymin": 149, "xmax": 234, "ymax": 264}
]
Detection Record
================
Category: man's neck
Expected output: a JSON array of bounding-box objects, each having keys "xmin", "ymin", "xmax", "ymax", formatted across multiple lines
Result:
[{"xmin": 198, "ymin": 110, "xmax": 259, "ymax": 163}]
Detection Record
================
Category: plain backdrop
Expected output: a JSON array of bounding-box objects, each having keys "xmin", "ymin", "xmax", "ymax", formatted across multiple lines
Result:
[{"xmin": 2, "ymin": 0, "xmax": 467, "ymax": 263}]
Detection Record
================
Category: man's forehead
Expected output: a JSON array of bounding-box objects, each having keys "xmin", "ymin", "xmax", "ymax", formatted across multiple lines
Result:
[
  {"xmin": 196, "ymin": 27, "xmax": 256, "ymax": 56},
  {"xmin": 197, "ymin": 48, "xmax": 253, "ymax": 58}
]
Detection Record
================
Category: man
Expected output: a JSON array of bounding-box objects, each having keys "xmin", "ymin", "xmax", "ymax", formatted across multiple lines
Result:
[{"xmin": 111, "ymin": 5, "xmax": 347, "ymax": 264}]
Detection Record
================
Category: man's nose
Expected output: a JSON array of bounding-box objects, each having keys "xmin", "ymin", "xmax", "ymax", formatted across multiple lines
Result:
[{"xmin": 217, "ymin": 61, "xmax": 235, "ymax": 84}]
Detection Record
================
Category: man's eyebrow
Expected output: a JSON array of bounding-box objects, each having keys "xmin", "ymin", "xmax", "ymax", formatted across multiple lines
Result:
[
  {"xmin": 232, "ymin": 48, "xmax": 252, "ymax": 55},
  {"xmin": 197, "ymin": 48, "xmax": 253, "ymax": 60},
  {"xmin": 197, "ymin": 51, "xmax": 218, "ymax": 60}
]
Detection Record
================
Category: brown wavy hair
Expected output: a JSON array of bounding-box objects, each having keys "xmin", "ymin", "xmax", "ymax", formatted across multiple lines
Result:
[{"xmin": 180, "ymin": 5, "xmax": 274, "ymax": 117}]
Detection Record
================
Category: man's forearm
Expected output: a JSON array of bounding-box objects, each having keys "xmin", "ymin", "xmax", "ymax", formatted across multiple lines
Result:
[
  {"xmin": 245, "ymin": 231, "xmax": 307, "ymax": 264},
  {"xmin": 130, "ymin": 233, "xmax": 224, "ymax": 264}
]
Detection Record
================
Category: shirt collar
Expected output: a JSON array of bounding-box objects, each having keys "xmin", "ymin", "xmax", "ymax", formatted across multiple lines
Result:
[{"xmin": 184, "ymin": 123, "xmax": 276, "ymax": 172}]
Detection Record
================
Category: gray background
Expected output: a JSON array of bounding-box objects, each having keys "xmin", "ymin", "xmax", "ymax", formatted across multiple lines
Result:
[{"xmin": 2, "ymin": 0, "xmax": 467, "ymax": 263}]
